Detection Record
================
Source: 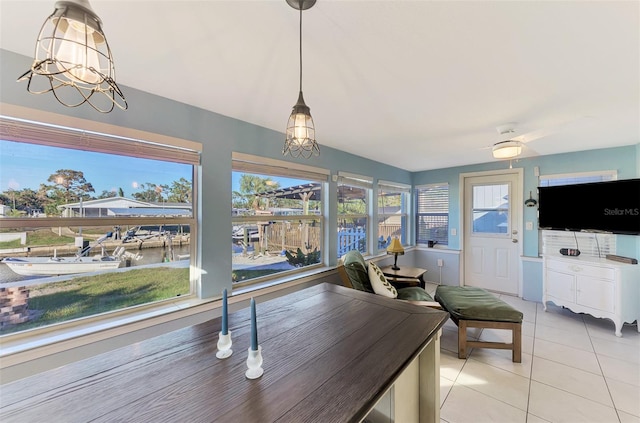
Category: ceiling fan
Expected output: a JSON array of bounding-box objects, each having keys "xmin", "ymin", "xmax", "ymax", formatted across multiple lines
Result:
[
  {"xmin": 492, "ymin": 123, "xmax": 524, "ymax": 160},
  {"xmin": 489, "ymin": 117, "xmax": 591, "ymax": 160}
]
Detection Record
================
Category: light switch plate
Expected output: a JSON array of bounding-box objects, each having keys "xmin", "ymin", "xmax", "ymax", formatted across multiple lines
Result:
[
  {"xmin": 526, "ymin": 221, "xmax": 533, "ymax": 230},
  {"xmin": 451, "ymin": 228, "xmax": 457, "ymax": 236}
]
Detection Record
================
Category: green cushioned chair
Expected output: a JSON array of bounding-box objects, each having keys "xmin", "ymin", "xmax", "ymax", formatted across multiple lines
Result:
[
  {"xmin": 339, "ymin": 250, "xmax": 440, "ymax": 308},
  {"xmin": 435, "ymin": 285, "xmax": 523, "ymax": 362}
]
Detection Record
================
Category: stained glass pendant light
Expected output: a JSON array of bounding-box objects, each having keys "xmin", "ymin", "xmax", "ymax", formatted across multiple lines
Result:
[
  {"xmin": 283, "ymin": 0, "xmax": 319, "ymax": 159},
  {"xmin": 18, "ymin": 0, "xmax": 127, "ymax": 113}
]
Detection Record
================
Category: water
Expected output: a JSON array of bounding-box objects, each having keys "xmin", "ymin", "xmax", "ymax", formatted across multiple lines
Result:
[{"xmin": 0, "ymin": 245, "xmax": 191, "ymax": 284}]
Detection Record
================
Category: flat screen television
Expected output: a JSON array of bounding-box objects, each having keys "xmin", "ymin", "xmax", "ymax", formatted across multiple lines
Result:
[{"xmin": 538, "ymin": 178, "xmax": 640, "ymax": 235}]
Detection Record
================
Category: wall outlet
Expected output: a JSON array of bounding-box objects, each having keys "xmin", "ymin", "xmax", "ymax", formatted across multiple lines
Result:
[{"xmin": 437, "ymin": 259, "xmax": 444, "ymax": 267}]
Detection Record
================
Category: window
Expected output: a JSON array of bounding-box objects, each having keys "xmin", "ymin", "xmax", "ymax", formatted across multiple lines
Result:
[
  {"xmin": 539, "ymin": 170, "xmax": 616, "ymax": 187},
  {"xmin": 377, "ymin": 180, "xmax": 410, "ymax": 251},
  {"xmin": 232, "ymin": 154, "xmax": 327, "ymax": 286},
  {"xmin": 416, "ymin": 183, "xmax": 449, "ymax": 246},
  {"xmin": 337, "ymin": 172, "xmax": 372, "ymax": 257},
  {"xmin": 471, "ymin": 184, "xmax": 509, "ymax": 235},
  {"xmin": 539, "ymin": 170, "xmax": 617, "ymax": 258},
  {"xmin": 0, "ymin": 116, "xmax": 200, "ymax": 335}
]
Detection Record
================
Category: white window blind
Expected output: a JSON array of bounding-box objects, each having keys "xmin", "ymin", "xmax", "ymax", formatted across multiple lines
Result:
[
  {"xmin": 378, "ymin": 180, "xmax": 411, "ymax": 193},
  {"xmin": 233, "ymin": 157, "xmax": 329, "ymax": 182},
  {"xmin": 337, "ymin": 172, "xmax": 373, "ymax": 189},
  {"xmin": 539, "ymin": 171, "xmax": 616, "ymax": 187},
  {"xmin": 541, "ymin": 230, "xmax": 616, "ymax": 259},
  {"xmin": 416, "ymin": 183, "xmax": 449, "ymax": 245},
  {"xmin": 0, "ymin": 116, "xmax": 201, "ymax": 165}
]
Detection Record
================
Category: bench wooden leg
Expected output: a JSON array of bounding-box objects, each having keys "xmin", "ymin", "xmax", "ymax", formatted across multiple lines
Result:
[
  {"xmin": 456, "ymin": 320, "xmax": 522, "ymax": 363},
  {"xmin": 512, "ymin": 322, "xmax": 522, "ymax": 363},
  {"xmin": 458, "ymin": 320, "xmax": 468, "ymax": 359}
]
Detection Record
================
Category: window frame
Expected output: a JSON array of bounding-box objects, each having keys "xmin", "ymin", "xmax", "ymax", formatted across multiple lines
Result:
[
  {"xmin": 0, "ymin": 114, "xmax": 201, "ymax": 334},
  {"xmin": 538, "ymin": 170, "xmax": 618, "ymax": 258},
  {"xmin": 377, "ymin": 180, "xmax": 411, "ymax": 252},
  {"xmin": 231, "ymin": 153, "xmax": 329, "ymax": 286},
  {"xmin": 539, "ymin": 170, "xmax": 617, "ymax": 187},
  {"xmin": 415, "ymin": 183, "xmax": 449, "ymax": 246},
  {"xmin": 337, "ymin": 172, "xmax": 373, "ymax": 257}
]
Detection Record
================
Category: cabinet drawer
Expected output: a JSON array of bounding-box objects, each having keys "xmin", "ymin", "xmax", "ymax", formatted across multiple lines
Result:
[{"xmin": 546, "ymin": 259, "xmax": 615, "ymax": 280}]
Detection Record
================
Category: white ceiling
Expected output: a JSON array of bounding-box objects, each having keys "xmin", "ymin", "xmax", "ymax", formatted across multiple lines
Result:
[{"xmin": 1, "ymin": 0, "xmax": 639, "ymax": 171}]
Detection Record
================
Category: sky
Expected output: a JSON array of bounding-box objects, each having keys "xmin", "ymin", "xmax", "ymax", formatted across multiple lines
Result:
[
  {"xmin": 1, "ymin": 140, "xmax": 314, "ymax": 198},
  {"xmin": 0, "ymin": 140, "xmax": 191, "ymax": 197}
]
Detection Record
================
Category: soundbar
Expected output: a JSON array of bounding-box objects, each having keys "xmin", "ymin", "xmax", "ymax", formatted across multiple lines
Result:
[{"xmin": 605, "ymin": 254, "xmax": 638, "ymax": 265}]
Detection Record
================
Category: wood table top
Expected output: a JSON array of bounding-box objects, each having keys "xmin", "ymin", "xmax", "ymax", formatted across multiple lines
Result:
[{"xmin": 0, "ymin": 283, "xmax": 448, "ymax": 423}]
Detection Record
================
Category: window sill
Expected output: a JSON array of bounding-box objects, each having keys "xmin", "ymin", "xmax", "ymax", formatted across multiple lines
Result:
[{"xmin": 0, "ymin": 295, "xmax": 209, "ymax": 367}]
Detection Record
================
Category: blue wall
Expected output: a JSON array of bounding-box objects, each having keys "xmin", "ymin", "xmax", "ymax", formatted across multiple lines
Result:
[
  {"xmin": 2, "ymin": 48, "xmax": 638, "ymax": 302},
  {"xmin": 0, "ymin": 49, "xmax": 411, "ymax": 299},
  {"xmin": 413, "ymin": 145, "xmax": 639, "ymax": 301},
  {"xmin": 413, "ymin": 146, "xmax": 638, "ymax": 257}
]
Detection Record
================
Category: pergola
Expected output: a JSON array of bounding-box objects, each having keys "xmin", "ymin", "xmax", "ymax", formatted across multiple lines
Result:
[{"xmin": 257, "ymin": 182, "xmax": 366, "ymax": 205}]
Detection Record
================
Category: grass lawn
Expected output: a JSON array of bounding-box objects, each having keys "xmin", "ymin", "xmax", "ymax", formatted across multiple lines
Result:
[
  {"xmin": 0, "ymin": 229, "xmax": 75, "ymax": 249},
  {"xmin": 1, "ymin": 267, "xmax": 190, "ymax": 334}
]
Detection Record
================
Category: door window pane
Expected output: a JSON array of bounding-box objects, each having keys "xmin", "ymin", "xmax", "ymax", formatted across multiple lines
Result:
[{"xmin": 472, "ymin": 184, "xmax": 509, "ymax": 234}]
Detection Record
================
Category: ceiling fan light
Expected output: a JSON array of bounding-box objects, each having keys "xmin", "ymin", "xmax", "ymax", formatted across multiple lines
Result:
[{"xmin": 492, "ymin": 140, "xmax": 522, "ymax": 159}]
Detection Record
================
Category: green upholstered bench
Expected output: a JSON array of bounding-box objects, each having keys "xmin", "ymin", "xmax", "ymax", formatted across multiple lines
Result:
[{"xmin": 435, "ymin": 286, "xmax": 523, "ymax": 362}]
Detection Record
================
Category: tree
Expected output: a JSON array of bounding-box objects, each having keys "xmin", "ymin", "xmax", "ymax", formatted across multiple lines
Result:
[
  {"xmin": 16, "ymin": 188, "xmax": 42, "ymax": 212},
  {"xmin": 0, "ymin": 192, "xmax": 9, "ymax": 206},
  {"xmin": 46, "ymin": 169, "xmax": 95, "ymax": 205},
  {"xmin": 132, "ymin": 182, "xmax": 168, "ymax": 202},
  {"xmin": 97, "ymin": 190, "xmax": 117, "ymax": 199},
  {"xmin": 238, "ymin": 174, "xmax": 279, "ymax": 210},
  {"xmin": 167, "ymin": 177, "xmax": 191, "ymax": 203},
  {"xmin": 118, "ymin": 187, "xmax": 125, "ymax": 197}
]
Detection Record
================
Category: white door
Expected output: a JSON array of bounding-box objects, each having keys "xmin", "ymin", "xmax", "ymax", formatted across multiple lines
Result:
[{"xmin": 463, "ymin": 172, "xmax": 521, "ymax": 295}]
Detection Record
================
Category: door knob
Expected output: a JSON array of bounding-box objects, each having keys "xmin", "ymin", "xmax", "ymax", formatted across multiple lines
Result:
[{"xmin": 512, "ymin": 238, "xmax": 518, "ymax": 243}]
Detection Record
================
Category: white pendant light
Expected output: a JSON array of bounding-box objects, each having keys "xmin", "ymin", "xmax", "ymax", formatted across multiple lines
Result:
[
  {"xmin": 283, "ymin": 0, "xmax": 319, "ymax": 159},
  {"xmin": 18, "ymin": 0, "xmax": 127, "ymax": 113}
]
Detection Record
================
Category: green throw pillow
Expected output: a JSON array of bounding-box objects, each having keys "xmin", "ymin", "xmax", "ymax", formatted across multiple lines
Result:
[
  {"xmin": 397, "ymin": 286, "xmax": 434, "ymax": 301},
  {"xmin": 342, "ymin": 250, "xmax": 374, "ymax": 293}
]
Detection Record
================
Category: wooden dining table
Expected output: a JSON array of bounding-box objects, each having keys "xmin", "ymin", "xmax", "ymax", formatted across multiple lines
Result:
[{"xmin": 0, "ymin": 283, "xmax": 448, "ymax": 423}]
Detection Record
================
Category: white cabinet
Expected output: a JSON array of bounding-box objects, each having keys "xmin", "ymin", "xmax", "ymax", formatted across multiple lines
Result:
[{"xmin": 543, "ymin": 255, "xmax": 640, "ymax": 337}]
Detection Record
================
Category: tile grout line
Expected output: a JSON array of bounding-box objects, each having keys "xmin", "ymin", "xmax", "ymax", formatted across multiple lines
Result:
[{"xmin": 587, "ymin": 316, "xmax": 625, "ymax": 423}]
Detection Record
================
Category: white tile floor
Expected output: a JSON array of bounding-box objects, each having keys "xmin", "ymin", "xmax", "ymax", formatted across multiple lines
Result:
[{"xmin": 424, "ymin": 283, "xmax": 640, "ymax": 423}]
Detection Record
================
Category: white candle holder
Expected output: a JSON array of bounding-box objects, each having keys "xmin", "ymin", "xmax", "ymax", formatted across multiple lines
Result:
[
  {"xmin": 245, "ymin": 346, "xmax": 264, "ymax": 379},
  {"xmin": 216, "ymin": 331, "xmax": 233, "ymax": 359}
]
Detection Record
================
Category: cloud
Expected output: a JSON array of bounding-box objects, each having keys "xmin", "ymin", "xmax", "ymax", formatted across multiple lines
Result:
[{"xmin": 7, "ymin": 179, "xmax": 20, "ymax": 190}]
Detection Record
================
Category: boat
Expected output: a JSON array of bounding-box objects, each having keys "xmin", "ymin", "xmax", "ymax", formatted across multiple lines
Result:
[
  {"xmin": 1, "ymin": 232, "xmax": 137, "ymax": 276},
  {"xmin": 232, "ymin": 225, "xmax": 260, "ymax": 242},
  {"xmin": 2, "ymin": 255, "xmax": 124, "ymax": 276}
]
